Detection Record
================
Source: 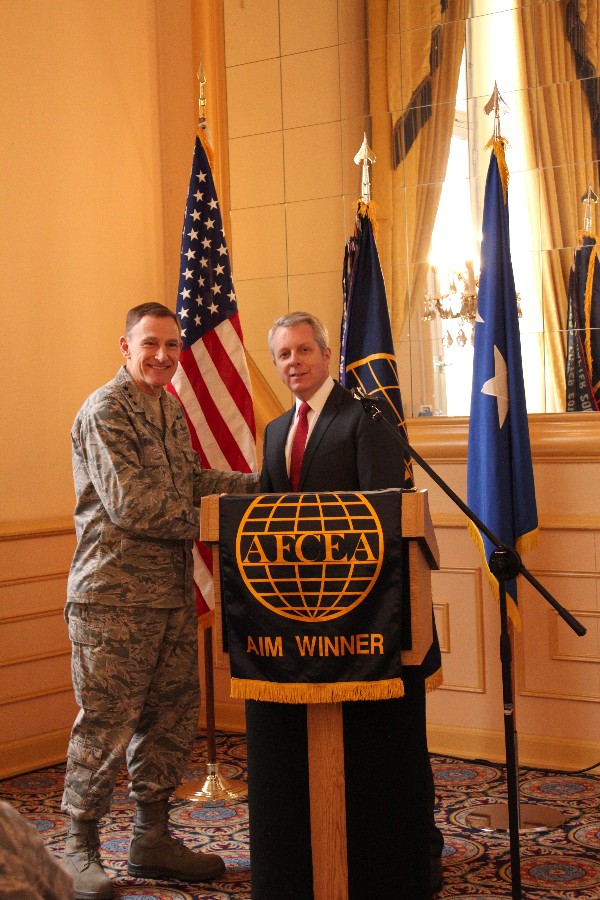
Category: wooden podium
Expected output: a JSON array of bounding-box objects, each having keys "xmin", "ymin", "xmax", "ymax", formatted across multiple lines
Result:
[{"xmin": 201, "ymin": 489, "xmax": 439, "ymax": 900}]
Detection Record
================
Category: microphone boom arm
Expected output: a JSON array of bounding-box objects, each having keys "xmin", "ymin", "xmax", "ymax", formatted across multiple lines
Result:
[{"xmin": 353, "ymin": 388, "xmax": 585, "ymax": 637}]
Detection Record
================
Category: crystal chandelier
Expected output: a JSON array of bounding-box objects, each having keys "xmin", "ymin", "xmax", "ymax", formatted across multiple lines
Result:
[
  {"xmin": 423, "ymin": 262, "xmax": 521, "ymax": 348},
  {"xmin": 423, "ymin": 262, "xmax": 479, "ymax": 348}
]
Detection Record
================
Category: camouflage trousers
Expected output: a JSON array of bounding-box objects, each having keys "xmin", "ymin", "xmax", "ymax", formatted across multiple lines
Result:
[{"xmin": 61, "ymin": 602, "xmax": 200, "ymax": 821}]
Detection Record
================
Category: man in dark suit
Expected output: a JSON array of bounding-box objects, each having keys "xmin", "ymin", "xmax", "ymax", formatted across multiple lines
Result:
[{"xmin": 246, "ymin": 311, "xmax": 442, "ymax": 899}]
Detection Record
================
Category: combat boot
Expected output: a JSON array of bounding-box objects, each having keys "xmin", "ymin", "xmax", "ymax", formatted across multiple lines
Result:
[
  {"xmin": 62, "ymin": 820, "xmax": 113, "ymax": 899},
  {"xmin": 127, "ymin": 799, "xmax": 225, "ymax": 882}
]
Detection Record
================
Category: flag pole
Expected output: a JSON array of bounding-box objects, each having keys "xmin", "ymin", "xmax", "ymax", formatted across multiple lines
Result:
[
  {"xmin": 173, "ymin": 62, "xmax": 248, "ymax": 804},
  {"xmin": 464, "ymin": 90, "xmax": 579, "ymax": 860}
]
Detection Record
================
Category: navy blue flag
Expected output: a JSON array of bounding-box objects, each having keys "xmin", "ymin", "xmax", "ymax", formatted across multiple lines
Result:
[
  {"xmin": 565, "ymin": 233, "xmax": 600, "ymax": 412},
  {"xmin": 340, "ymin": 206, "xmax": 414, "ymax": 488},
  {"xmin": 467, "ymin": 139, "xmax": 538, "ymax": 625},
  {"xmin": 340, "ymin": 205, "xmax": 442, "ymax": 691},
  {"xmin": 168, "ymin": 125, "xmax": 256, "ymax": 618}
]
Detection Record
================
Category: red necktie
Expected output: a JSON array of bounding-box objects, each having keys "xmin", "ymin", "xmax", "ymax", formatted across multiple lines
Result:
[{"xmin": 289, "ymin": 401, "xmax": 310, "ymax": 491}]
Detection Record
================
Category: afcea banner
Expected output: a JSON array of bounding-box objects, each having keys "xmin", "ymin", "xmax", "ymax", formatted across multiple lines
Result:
[{"xmin": 219, "ymin": 491, "xmax": 405, "ymax": 703}]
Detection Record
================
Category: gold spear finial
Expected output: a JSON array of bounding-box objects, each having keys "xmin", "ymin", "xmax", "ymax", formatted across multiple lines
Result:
[
  {"xmin": 354, "ymin": 133, "xmax": 376, "ymax": 205},
  {"xmin": 580, "ymin": 183, "xmax": 598, "ymax": 232},
  {"xmin": 484, "ymin": 82, "xmax": 508, "ymax": 140}
]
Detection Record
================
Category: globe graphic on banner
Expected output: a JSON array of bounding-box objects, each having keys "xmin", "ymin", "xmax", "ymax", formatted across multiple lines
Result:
[
  {"xmin": 344, "ymin": 353, "xmax": 404, "ymax": 426},
  {"xmin": 236, "ymin": 492, "xmax": 384, "ymax": 622}
]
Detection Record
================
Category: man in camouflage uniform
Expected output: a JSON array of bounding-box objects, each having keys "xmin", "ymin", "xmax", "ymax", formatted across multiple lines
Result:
[{"xmin": 61, "ymin": 302, "xmax": 259, "ymax": 899}]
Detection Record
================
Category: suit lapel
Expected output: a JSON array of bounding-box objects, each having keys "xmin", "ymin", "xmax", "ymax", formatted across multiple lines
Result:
[
  {"xmin": 271, "ymin": 407, "xmax": 295, "ymax": 490},
  {"xmin": 299, "ymin": 383, "xmax": 345, "ymax": 488}
]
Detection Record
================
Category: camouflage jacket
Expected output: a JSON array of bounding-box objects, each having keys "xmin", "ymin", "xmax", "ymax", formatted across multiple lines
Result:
[{"xmin": 67, "ymin": 366, "xmax": 259, "ymax": 608}]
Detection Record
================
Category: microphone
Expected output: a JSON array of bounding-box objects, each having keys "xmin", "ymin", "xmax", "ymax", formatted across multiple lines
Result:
[{"xmin": 352, "ymin": 387, "xmax": 382, "ymax": 421}]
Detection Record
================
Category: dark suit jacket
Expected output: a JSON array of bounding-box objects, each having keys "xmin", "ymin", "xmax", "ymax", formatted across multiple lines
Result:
[
  {"xmin": 246, "ymin": 382, "xmax": 434, "ymax": 900},
  {"xmin": 251, "ymin": 381, "xmax": 434, "ymax": 899},
  {"xmin": 260, "ymin": 380, "xmax": 407, "ymax": 493}
]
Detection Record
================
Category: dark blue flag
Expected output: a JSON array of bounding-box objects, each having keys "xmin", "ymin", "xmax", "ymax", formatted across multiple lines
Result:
[
  {"xmin": 340, "ymin": 206, "xmax": 443, "ymax": 690},
  {"xmin": 565, "ymin": 234, "xmax": 600, "ymax": 412},
  {"xmin": 467, "ymin": 139, "xmax": 538, "ymax": 625},
  {"xmin": 340, "ymin": 207, "xmax": 414, "ymax": 488}
]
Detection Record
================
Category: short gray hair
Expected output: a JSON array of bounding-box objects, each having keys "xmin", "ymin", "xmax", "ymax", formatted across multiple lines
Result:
[{"xmin": 268, "ymin": 311, "xmax": 329, "ymax": 356}]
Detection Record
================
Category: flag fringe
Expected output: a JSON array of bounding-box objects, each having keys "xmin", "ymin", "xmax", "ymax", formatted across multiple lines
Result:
[
  {"xmin": 230, "ymin": 676, "xmax": 405, "ymax": 703},
  {"xmin": 425, "ymin": 668, "xmax": 444, "ymax": 692},
  {"xmin": 575, "ymin": 229, "xmax": 600, "ymax": 244},
  {"xmin": 466, "ymin": 520, "xmax": 521, "ymax": 630},
  {"xmin": 354, "ymin": 200, "xmax": 379, "ymax": 238},
  {"xmin": 515, "ymin": 525, "xmax": 539, "ymax": 558},
  {"xmin": 484, "ymin": 136, "xmax": 510, "ymax": 204}
]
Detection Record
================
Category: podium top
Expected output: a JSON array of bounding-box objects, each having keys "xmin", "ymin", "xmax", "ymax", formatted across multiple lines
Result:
[{"xmin": 200, "ymin": 489, "xmax": 439, "ymax": 570}]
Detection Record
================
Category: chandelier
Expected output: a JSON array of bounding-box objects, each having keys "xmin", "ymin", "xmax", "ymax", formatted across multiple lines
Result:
[
  {"xmin": 423, "ymin": 262, "xmax": 479, "ymax": 348},
  {"xmin": 423, "ymin": 262, "xmax": 521, "ymax": 348}
]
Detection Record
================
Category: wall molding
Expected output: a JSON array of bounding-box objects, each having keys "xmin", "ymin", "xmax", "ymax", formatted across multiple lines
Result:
[
  {"xmin": 0, "ymin": 518, "xmax": 74, "ymax": 541},
  {"xmin": 426, "ymin": 723, "xmax": 600, "ymax": 772},
  {"xmin": 0, "ymin": 607, "xmax": 66, "ymax": 628},
  {"xmin": 0, "ymin": 647, "xmax": 70, "ymax": 671},
  {"xmin": 432, "ymin": 512, "xmax": 600, "ymax": 531},
  {"xmin": 0, "ymin": 727, "xmax": 72, "ymax": 780},
  {"xmin": 409, "ymin": 413, "xmax": 600, "ymax": 462},
  {"xmin": 0, "ymin": 682, "xmax": 73, "ymax": 708}
]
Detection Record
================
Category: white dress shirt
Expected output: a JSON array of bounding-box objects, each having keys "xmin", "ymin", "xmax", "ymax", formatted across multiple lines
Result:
[{"xmin": 285, "ymin": 376, "xmax": 335, "ymax": 477}]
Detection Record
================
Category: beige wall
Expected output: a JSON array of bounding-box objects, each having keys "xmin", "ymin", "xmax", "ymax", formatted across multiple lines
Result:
[
  {"xmin": 1, "ymin": 0, "xmax": 599, "ymax": 777},
  {"xmin": 0, "ymin": 0, "xmax": 196, "ymax": 774},
  {"xmin": 414, "ymin": 416, "xmax": 600, "ymax": 768},
  {"xmin": 224, "ymin": 0, "xmax": 368, "ymax": 410},
  {"xmin": 1, "ymin": 0, "xmax": 196, "ymax": 523}
]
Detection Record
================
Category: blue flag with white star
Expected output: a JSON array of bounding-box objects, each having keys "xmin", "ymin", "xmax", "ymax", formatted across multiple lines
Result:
[{"xmin": 467, "ymin": 139, "xmax": 538, "ymax": 624}]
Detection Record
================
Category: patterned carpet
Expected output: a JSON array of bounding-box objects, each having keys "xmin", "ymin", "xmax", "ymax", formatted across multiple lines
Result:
[{"xmin": 1, "ymin": 730, "xmax": 600, "ymax": 899}]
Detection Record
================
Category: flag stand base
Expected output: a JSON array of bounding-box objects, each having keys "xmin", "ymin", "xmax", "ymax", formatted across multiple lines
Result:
[
  {"xmin": 173, "ymin": 763, "xmax": 247, "ymax": 804},
  {"xmin": 464, "ymin": 801, "xmax": 569, "ymax": 833}
]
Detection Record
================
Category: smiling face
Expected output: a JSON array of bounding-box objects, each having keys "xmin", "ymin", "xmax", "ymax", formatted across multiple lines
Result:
[
  {"xmin": 119, "ymin": 314, "xmax": 182, "ymax": 397},
  {"xmin": 271, "ymin": 322, "xmax": 331, "ymax": 401}
]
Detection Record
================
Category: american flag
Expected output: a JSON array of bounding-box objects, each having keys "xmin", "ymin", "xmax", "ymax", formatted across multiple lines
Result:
[{"xmin": 168, "ymin": 126, "xmax": 257, "ymax": 620}]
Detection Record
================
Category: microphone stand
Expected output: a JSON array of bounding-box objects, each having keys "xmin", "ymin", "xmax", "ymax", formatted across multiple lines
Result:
[{"xmin": 355, "ymin": 390, "xmax": 586, "ymax": 900}]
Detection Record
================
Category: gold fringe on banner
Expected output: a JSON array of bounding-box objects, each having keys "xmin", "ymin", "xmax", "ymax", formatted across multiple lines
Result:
[{"xmin": 230, "ymin": 676, "xmax": 405, "ymax": 704}]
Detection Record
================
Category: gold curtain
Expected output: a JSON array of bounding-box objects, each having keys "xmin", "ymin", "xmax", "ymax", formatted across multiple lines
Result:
[
  {"xmin": 367, "ymin": 0, "xmax": 467, "ymax": 412},
  {"xmin": 517, "ymin": 0, "xmax": 599, "ymax": 412}
]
